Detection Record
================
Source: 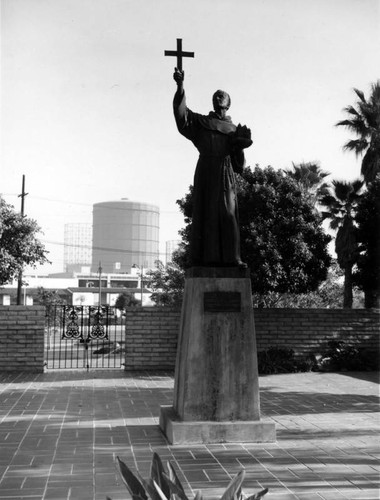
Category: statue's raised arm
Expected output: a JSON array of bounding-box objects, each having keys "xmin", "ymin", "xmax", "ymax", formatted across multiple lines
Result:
[{"xmin": 173, "ymin": 67, "xmax": 184, "ymax": 95}]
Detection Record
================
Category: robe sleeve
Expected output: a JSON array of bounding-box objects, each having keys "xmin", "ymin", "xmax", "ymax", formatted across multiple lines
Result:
[
  {"xmin": 230, "ymin": 148, "xmax": 246, "ymax": 174},
  {"xmin": 173, "ymin": 90, "xmax": 198, "ymax": 141}
]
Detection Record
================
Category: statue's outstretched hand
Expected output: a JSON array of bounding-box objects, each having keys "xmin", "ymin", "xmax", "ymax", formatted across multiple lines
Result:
[{"xmin": 173, "ymin": 68, "xmax": 184, "ymax": 85}]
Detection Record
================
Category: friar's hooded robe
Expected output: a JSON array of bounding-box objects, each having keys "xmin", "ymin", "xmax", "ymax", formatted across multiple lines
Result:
[{"xmin": 173, "ymin": 90, "xmax": 245, "ymax": 266}]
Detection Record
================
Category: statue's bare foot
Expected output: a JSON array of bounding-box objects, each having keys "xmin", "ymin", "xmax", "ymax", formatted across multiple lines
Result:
[{"xmin": 236, "ymin": 260, "xmax": 247, "ymax": 269}]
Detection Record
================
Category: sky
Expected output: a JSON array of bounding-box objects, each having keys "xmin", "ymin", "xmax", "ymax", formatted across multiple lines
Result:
[{"xmin": 1, "ymin": 0, "xmax": 379, "ymax": 273}]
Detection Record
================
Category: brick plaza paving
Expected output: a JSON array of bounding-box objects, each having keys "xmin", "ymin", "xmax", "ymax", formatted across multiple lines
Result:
[{"xmin": 0, "ymin": 370, "xmax": 379, "ymax": 500}]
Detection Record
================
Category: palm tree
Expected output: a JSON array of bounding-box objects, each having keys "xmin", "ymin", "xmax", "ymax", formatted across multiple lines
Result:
[
  {"xmin": 320, "ymin": 179, "xmax": 364, "ymax": 308},
  {"xmin": 285, "ymin": 162, "xmax": 330, "ymax": 207},
  {"xmin": 354, "ymin": 178, "xmax": 380, "ymax": 308},
  {"xmin": 336, "ymin": 81, "xmax": 380, "ymax": 184}
]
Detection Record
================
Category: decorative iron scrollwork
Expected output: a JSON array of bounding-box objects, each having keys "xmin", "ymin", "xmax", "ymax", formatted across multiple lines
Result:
[
  {"xmin": 62, "ymin": 305, "xmax": 108, "ymax": 343},
  {"xmin": 62, "ymin": 306, "xmax": 83, "ymax": 341},
  {"xmin": 88, "ymin": 306, "xmax": 108, "ymax": 341}
]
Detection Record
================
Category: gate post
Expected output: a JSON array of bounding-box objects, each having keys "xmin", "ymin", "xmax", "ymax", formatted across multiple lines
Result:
[{"xmin": 0, "ymin": 306, "xmax": 45, "ymax": 372}]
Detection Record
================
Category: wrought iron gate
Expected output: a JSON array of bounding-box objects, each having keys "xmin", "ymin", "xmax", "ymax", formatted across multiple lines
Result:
[{"xmin": 45, "ymin": 305, "xmax": 124, "ymax": 369}]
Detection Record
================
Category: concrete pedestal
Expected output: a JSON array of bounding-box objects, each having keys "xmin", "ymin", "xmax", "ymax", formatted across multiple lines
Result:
[
  {"xmin": 160, "ymin": 267, "xmax": 276, "ymax": 444},
  {"xmin": 160, "ymin": 405, "xmax": 275, "ymax": 444}
]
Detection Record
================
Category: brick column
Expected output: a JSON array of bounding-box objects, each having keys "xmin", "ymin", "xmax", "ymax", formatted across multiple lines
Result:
[{"xmin": 0, "ymin": 306, "xmax": 45, "ymax": 372}]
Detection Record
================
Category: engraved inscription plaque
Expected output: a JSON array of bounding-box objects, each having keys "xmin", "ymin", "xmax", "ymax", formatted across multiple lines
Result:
[{"xmin": 204, "ymin": 291, "xmax": 241, "ymax": 313}]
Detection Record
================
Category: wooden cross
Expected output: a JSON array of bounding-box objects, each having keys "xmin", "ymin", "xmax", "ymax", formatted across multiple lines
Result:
[{"xmin": 164, "ymin": 38, "xmax": 194, "ymax": 71}]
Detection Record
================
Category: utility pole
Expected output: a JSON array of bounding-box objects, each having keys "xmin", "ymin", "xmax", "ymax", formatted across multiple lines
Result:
[
  {"xmin": 98, "ymin": 261, "xmax": 102, "ymax": 306},
  {"xmin": 140, "ymin": 263, "xmax": 144, "ymax": 306},
  {"xmin": 17, "ymin": 175, "xmax": 28, "ymax": 305}
]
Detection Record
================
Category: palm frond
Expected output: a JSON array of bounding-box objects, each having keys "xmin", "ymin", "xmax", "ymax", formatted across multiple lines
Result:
[
  {"xmin": 116, "ymin": 457, "xmax": 148, "ymax": 500},
  {"xmin": 167, "ymin": 462, "xmax": 187, "ymax": 499},
  {"xmin": 246, "ymin": 489, "xmax": 269, "ymax": 500},
  {"xmin": 337, "ymin": 117, "xmax": 369, "ymax": 137},
  {"xmin": 153, "ymin": 480, "xmax": 170, "ymax": 500},
  {"xmin": 353, "ymin": 88, "xmax": 366, "ymax": 103},
  {"xmin": 360, "ymin": 99, "xmax": 380, "ymax": 126},
  {"xmin": 320, "ymin": 194, "xmax": 338, "ymax": 206},
  {"xmin": 343, "ymin": 105, "xmax": 360, "ymax": 117},
  {"xmin": 220, "ymin": 470, "xmax": 246, "ymax": 500},
  {"xmin": 362, "ymin": 148, "xmax": 380, "ymax": 183},
  {"xmin": 320, "ymin": 179, "xmax": 363, "ymax": 230},
  {"xmin": 336, "ymin": 119, "xmax": 358, "ymax": 127},
  {"xmin": 137, "ymin": 475, "xmax": 162, "ymax": 500},
  {"xmin": 193, "ymin": 491, "xmax": 203, "ymax": 500},
  {"xmin": 338, "ymin": 83, "xmax": 380, "ymax": 173},
  {"xmin": 162, "ymin": 474, "xmax": 189, "ymax": 500},
  {"xmin": 332, "ymin": 180, "xmax": 353, "ymax": 202},
  {"xmin": 287, "ymin": 162, "xmax": 331, "ymax": 201},
  {"xmin": 343, "ymin": 139, "xmax": 368, "ymax": 156},
  {"xmin": 351, "ymin": 179, "xmax": 364, "ymax": 194},
  {"xmin": 151, "ymin": 453, "xmax": 170, "ymax": 500},
  {"xmin": 114, "ymin": 452, "xmax": 268, "ymax": 500},
  {"xmin": 369, "ymin": 80, "xmax": 380, "ymax": 102}
]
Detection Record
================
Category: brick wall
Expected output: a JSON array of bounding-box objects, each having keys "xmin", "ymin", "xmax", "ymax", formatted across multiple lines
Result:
[
  {"xmin": 254, "ymin": 308, "xmax": 379, "ymax": 357},
  {"xmin": 0, "ymin": 306, "xmax": 45, "ymax": 372},
  {"xmin": 125, "ymin": 307, "xmax": 379, "ymax": 370},
  {"xmin": 1, "ymin": 305, "xmax": 376, "ymax": 373},
  {"xmin": 124, "ymin": 308, "xmax": 179, "ymax": 370}
]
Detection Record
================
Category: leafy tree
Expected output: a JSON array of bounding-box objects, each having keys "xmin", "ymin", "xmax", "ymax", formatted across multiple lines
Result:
[
  {"xmin": 354, "ymin": 178, "xmax": 380, "ymax": 307},
  {"xmin": 37, "ymin": 287, "xmax": 66, "ymax": 328},
  {"xmin": 336, "ymin": 81, "xmax": 380, "ymax": 184},
  {"xmin": 146, "ymin": 259, "xmax": 185, "ymax": 307},
  {"xmin": 115, "ymin": 291, "xmax": 140, "ymax": 311},
  {"xmin": 320, "ymin": 180, "xmax": 364, "ymax": 308},
  {"xmin": 173, "ymin": 188, "xmax": 194, "ymax": 271},
  {"xmin": 252, "ymin": 261, "xmax": 363, "ymax": 309},
  {"xmin": 285, "ymin": 161, "xmax": 330, "ymax": 207},
  {"xmin": 0, "ymin": 198, "xmax": 49, "ymax": 284},
  {"xmin": 239, "ymin": 167, "xmax": 331, "ymax": 297},
  {"xmin": 177, "ymin": 166, "xmax": 331, "ymax": 302},
  {"xmin": 37, "ymin": 287, "xmax": 66, "ymax": 307}
]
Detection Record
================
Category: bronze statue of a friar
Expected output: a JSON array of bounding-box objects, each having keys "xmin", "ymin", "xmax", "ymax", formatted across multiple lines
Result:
[{"xmin": 172, "ymin": 68, "xmax": 253, "ymax": 268}]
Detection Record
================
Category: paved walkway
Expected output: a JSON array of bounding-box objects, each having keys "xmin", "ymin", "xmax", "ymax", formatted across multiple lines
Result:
[{"xmin": 0, "ymin": 370, "xmax": 379, "ymax": 500}]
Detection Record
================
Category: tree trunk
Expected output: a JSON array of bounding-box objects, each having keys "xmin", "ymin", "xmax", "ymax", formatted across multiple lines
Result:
[
  {"xmin": 343, "ymin": 266, "xmax": 353, "ymax": 309},
  {"xmin": 364, "ymin": 289, "xmax": 380, "ymax": 308}
]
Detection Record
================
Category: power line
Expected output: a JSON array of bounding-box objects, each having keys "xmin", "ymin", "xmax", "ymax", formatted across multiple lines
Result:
[
  {"xmin": 44, "ymin": 239, "xmax": 162, "ymax": 254},
  {"xmin": 1, "ymin": 193, "xmax": 183, "ymax": 214},
  {"xmin": 42, "ymin": 239, "xmax": 169, "ymax": 259}
]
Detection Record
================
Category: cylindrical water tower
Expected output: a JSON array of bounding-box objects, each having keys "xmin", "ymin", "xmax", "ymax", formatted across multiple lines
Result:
[{"xmin": 92, "ymin": 199, "xmax": 159, "ymax": 273}]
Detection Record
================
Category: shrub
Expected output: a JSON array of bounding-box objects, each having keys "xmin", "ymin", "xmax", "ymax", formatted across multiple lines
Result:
[
  {"xmin": 109, "ymin": 452, "xmax": 268, "ymax": 500},
  {"xmin": 257, "ymin": 346, "xmax": 317, "ymax": 375},
  {"xmin": 319, "ymin": 340, "xmax": 380, "ymax": 371}
]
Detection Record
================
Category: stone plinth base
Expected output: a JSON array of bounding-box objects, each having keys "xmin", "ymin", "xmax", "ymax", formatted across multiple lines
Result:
[
  {"xmin": 160, "ymin": 406, "xmax": 276, "ymax": 444},
  {"xmin": 160, "ymin": 267, "xmax": 276, "ymax": 444},
  {"xmin": 173, "ymin": 267, "xmax": 261, "ymax": 421}
]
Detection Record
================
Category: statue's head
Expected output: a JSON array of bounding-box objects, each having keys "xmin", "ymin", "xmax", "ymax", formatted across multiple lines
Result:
[{"xmin": 212, "ymin": 90, "xmax": 231, "ymax": 112}]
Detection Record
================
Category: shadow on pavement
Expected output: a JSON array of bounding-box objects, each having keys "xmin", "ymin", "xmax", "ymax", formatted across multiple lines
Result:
[{"xmin": 336, "ymin": 370, "xmax": 380, "ymax": 383}]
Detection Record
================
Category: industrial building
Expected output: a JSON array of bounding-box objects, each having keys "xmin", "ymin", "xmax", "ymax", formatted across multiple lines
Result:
[
  {"xmin": 92, "ymin": 199, "xmax": 160, "ymax": 273},
  {"xmin": 64, "ymin": 223, "xmax": 92, "ymax": 273},
  {"xmin": 1, "ymin": 199, "xmax": 160, "ymax": 307},
  {"xmin": 0, "ymin": 268, "xmax": 153, "ymax": 307}
]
